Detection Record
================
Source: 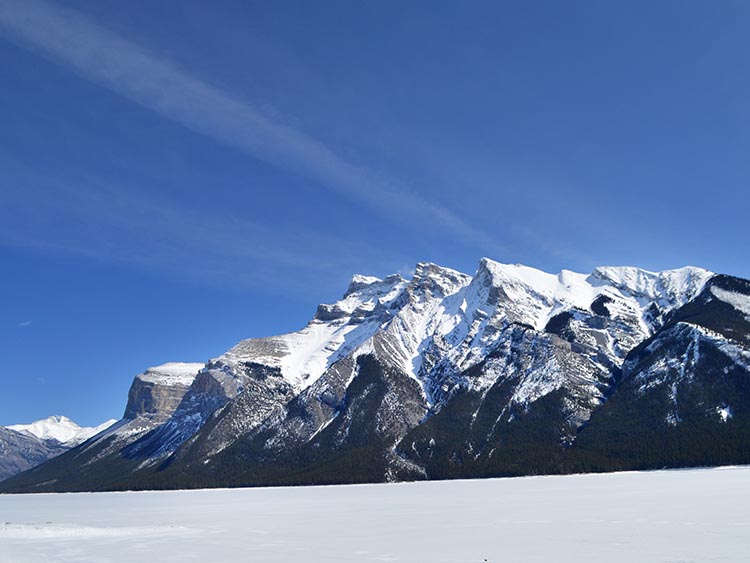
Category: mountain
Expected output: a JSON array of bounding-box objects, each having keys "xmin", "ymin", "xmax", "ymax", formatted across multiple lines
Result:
[
  {"xmin": 2, "ymin": 258, "xmax": 749, "ymax": 493},
  {"xmin": 7, "ymin": 416, "xmax": 117, "ymax": 447},
  {"xmin": 569, "ymin": 274, "xmax": 750, "ymax": 471},
  {"xmin": 0, "ymin": 427, "xmax": 68, "ymax": 482},
  {"xmin": 0, "ymin": 416, "xmax": 116, "ymax": 481}
]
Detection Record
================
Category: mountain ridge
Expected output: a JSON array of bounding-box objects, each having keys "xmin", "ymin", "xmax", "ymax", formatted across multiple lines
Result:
[
  {"xmin": 0, "ymin": 416, "xmax": 116, "ymax": 481},
  {"xmin": 5, "ymin": 257, "xmax": 750, "ymax": 493}
]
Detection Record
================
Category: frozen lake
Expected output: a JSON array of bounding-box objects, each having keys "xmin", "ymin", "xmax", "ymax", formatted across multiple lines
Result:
[{"xmin": 2, "ymin": 466, "xmax": 749, "ymax": 562}]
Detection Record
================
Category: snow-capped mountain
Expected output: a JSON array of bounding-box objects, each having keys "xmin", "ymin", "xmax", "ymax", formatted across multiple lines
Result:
[
  {"xmin": 3, "ymin": 258, "xmax": 749, "ymax": 493},
  {"xmin": 7, "ymin": 416, "xmax": 117, "ymax": 447},
  {"xmin": 0, "ymin": 416, "xmax": 116, "ymax": 481}
]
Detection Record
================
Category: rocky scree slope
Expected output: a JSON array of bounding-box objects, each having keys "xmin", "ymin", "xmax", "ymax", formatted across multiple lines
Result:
[{"xmin": 3, "ymin": 259, "xmax": 750, "ymax": 492}]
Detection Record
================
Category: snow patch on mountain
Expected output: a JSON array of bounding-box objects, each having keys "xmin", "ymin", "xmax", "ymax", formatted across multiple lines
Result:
[
  {"xmin": 137, "ymin": 362, "xmax": 204, "ymax": 386},
  {"xmin": 218, "ymin": 274, "xmax": 409, "ymax": 391},
  {"xmin": 710, "ymin": 286, "xmax": 750, "ymax": 317},
  {"xmin": 717, "ymin": 405, "xmax": 733, "ymax": 422},
  {"xmin": 592, "ymin": 265, "xmax": 712, "ymax": 307},
  {"xmin": 477, "ymin": 259, "xmax": 604, "ymax": 330}
]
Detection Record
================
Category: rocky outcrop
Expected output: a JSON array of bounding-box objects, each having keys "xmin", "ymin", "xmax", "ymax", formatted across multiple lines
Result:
[{"xmin": 124, "ymin": 362, "xmax": 204, "ymax": 423}]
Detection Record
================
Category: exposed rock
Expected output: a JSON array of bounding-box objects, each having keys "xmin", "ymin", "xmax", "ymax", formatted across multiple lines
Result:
[
  {"xmin": 124, "ymin": 362, "xmax": 204, "ymax": 423},
  {"xmin": 0, "ymin": 427, "xmax": 68, "ymax": 481}
]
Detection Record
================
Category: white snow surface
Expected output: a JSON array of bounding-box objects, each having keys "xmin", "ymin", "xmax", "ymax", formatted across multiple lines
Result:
[
  {"xmin": 136, "ymin": 362, "xmax": 204, "ymax": 386},
  {"xmin": 2, "ymin": 466, "xmax": 749, "ymax": 562},
  {"xmin": 711, "ymin": 285, "xmax": 750, "ymax": 316},
  {"xmin": 592, "ymin": 265, "xmax": 712, "ymax": 306},
  {"xmin": 349, "ymin": 274, "xmax": 382, "ymax": 287},
  {"xmin": 717, "ymin": 405, "xmax": 733, "ymax": 422},
  {"xmin": 477, "ymin": 259, "xmax": 604, "ymax": 330},
  {"xmin": 6, "ymin": 416, "xmax": 117, "ymax": 446}
]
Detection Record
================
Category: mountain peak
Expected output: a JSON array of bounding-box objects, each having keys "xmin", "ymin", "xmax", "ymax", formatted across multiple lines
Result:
[
  {"xmin": 344, "ymin": 274, "xmax": 382, "ymax": 296},
  {"xmin": 477, "ymin": 258, "xmax": 560, "ymax": 290},
  {"xmin": 591, "ymin": 265, "xmax": 712, "ymax": 305},
  {"xmin": 409, "ymin": 262, "xmax": 471, "ymax": 298},
  {"xmin": 44, "ymin": 414, "xmax": 73, "ymax": 425},
  {"xmin": 343, "ymin": 273, "xmax": 405, "ymax": 298},
  {"xmin": 6, "ymin": 416, "xmax": 116, "ymax": 446}
]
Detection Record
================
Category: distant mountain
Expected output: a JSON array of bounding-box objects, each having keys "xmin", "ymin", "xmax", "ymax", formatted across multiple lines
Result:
[
  {"xmin": 0, "ymin": 416, "xmax": 116, "ymax": 481},
  {"xmin": 3, "ymin": 258, "xmax": 750, "ymax": 493},
  {"xmin": 7, "ymin": 416, "xmax": 117, "ymax": 447},
  {"xmin": 0, "ymin": 427, "xmax": 67, "ymax": 482},
  {"xmin": 0, "ymin": 363, "xmax": 204, "ymax": 488}
]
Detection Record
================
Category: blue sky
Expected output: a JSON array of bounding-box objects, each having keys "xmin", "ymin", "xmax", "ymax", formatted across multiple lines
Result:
[{"xmin": 1, "ymin": 0, "xmax": 749, "ymax": 426}]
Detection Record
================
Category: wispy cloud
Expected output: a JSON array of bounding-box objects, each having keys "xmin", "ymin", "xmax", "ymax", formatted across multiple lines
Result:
[
  {"xmin": 0, "ymin": 163, "xmax": 405, "ymax": 295},
  {"xmin": 0, "ymin": 0, "xmax": 501, "ymax": 254},
  {"xmin": 18, "ymin": 320, "xmax": 32, "ymax": 327}
]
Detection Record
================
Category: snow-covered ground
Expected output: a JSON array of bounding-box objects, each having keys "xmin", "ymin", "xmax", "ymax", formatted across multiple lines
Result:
[{"xmin": 1, "ymin": 467, "xmax": 749, "ymax": 562}]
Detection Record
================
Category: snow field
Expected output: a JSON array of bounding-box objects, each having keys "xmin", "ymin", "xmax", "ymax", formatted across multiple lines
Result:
[{"xmin": 1, "ymin": 466, "xmax": 749, "ymax": 562}]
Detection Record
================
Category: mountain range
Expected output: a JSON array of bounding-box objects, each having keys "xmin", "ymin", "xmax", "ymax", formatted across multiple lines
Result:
[
  {"xmin": 0, "ymin": 416, "xmax": 115, "ymax": 481},
  {"xmin": 2, "ymin": 257, "xmax": 749, "ymax": 492}
]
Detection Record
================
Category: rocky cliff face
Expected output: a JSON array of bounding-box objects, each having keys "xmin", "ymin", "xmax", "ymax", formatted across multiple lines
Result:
[
  {"xmin": 124, "ymin": 362, "xmax": 203, "ymax": 423},
  {"xmin": 94, "ymin": 362, "xmax": 204, "ymax": 453},
  {"xmin": 4, "ymin": 258, "xmax": 750, "ymax": 493}
]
